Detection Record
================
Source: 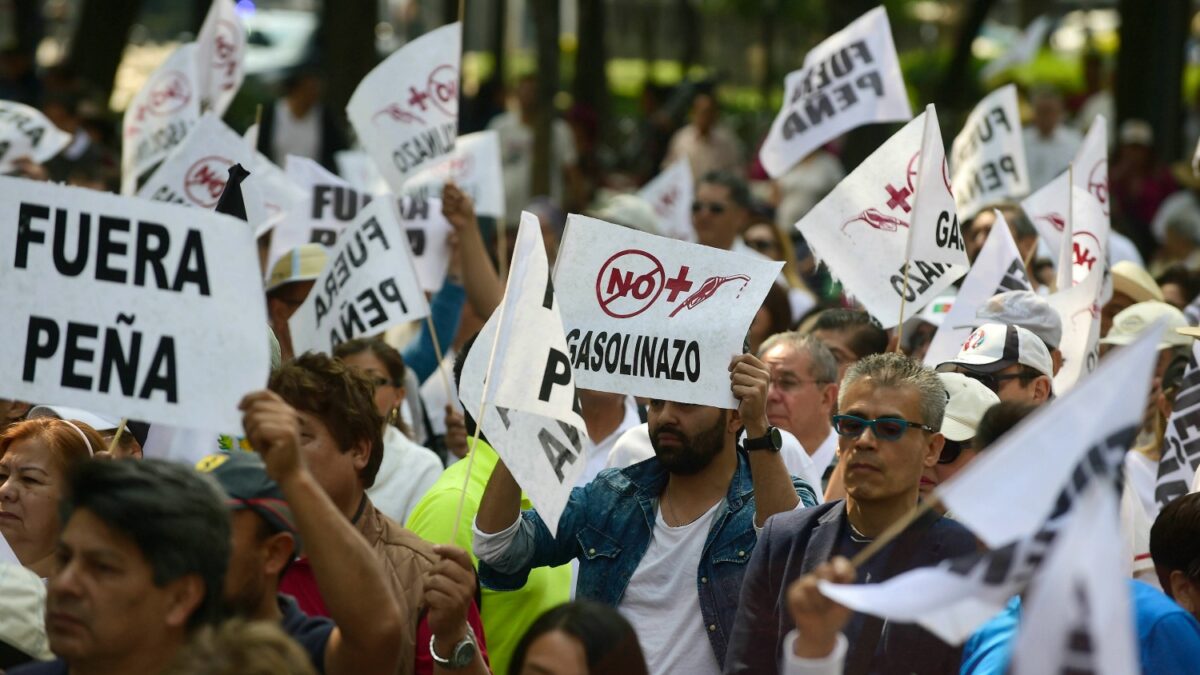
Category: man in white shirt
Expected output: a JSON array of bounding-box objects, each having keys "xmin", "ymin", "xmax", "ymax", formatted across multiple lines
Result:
[
  {"xmin": 575, "ymin": 390, "xmax": 643, "ymax": 486},
  {"xmin": 1022, "ymin": 87, "xmax": 1083, "ymax": 191},
  {"xmin": 760, "ymin": 332, "xmax": 840, "ymax": 490},
  {"xmin": 663, "ymin": 91, "xmax": 744, "ymax": 179}
]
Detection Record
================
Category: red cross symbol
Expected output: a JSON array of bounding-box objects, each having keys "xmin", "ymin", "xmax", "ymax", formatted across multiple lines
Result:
[
  {"xmin": 407, "ymin": 86, "xmax": 430, "ymax": 111},
  {"xmin": 664, "ymin": 265, "xmax": 694, "ymax": 302},
  {"xmin": 885, "ymin": 184, "xmax": 912, "ymax": 213}
]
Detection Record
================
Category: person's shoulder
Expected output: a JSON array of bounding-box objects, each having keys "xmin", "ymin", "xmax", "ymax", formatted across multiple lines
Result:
[
  {"xmin": 1132, "ymin": 580, "xmax": 1200, "ymax": 635},
  {"xmin": 766, "ymin": 500, "xmax": 842, "ymax": 537},
  {"xmin": 926, "ymin": 513, "xmax": 978, "ymax": 552},
  {"xmin": 375, "ymin": 511, "xmax": 440, "ymax": 568},
  {"xmin": 278, "ymin": 593, "xmax": 334, "ymax": 635},
  {"xmin": 7, "ymin": 659, "xmax": 69, "ymax": 674}
]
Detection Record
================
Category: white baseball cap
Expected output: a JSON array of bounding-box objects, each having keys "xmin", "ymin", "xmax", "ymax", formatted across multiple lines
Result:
[
  {"xmin": 0, "ymin": 562, "xmax": 53, "ymax": 662},
  {"xmin": 938, "ymin": 323, "xmax": 1055, "ymax": 385},
  {"xmin": 937, "ymin": 372, "xmax": 1001, "ymax": 442},
  {"xmin": 26, "ymin": 405, "xmax": 119, "ymax": 432},
  {"xmin": 1101, "ymin": 301, "xmax": 1190, "ymax": 350},
  {"xmin": 973, "ymin": 291, "xmax": 1062, "ymax": 350}
]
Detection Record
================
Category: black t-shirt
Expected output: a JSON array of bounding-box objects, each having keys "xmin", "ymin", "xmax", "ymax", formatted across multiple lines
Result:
[{"xmin": 279, "ymin": 593, "xmax": 335, "ymax": 675}]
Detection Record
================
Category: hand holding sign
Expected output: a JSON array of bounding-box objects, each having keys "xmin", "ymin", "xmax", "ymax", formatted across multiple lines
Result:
[
  {"xmin": 442, "ymin": 182, "xmax": 477, "ymax": 233},
  {"xmin": 239, "ymin": 390, "xmax": 305, "ymax": 484},
  {"xmin": 730, "ymin": 354, "xmax": 771, "ymax": 438},
  {"xmin": 787, "ymin": 557, "xmax": 857, "ymax": 659}
]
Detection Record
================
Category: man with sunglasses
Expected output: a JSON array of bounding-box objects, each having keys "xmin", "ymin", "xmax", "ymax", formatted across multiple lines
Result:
[
  {"xmin": 726, "ymin": 353, "xmax": 977, "ymax": 675},
  {"xmin": 919, "ymin": 373, "xmax": 1000, "ymax": 503},
  {"xmin": 937, "ymin": 323, "xmax": 1054, "ymax": 405},
  {"xmin": 692, "ymin": 171, "xmax": 755, "ymax": 253}
]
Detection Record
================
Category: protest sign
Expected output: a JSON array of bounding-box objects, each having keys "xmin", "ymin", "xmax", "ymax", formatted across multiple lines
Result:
[
  {"xmin": 288, "ymin": 198, "xmax": 429, "ymax": 355},
  {"xmin": 244, "ymin": 143, "xmax": 304, "ymax": 237},
  {"xmin": 797, "ymin": 111, "xmax": 967, "ymax": 327},
  {"xmin": 121, "ymin": 43, "xmax": 202, "ymax": 195},
  {"xmin": 0, "ymin": 176, "xmax": 270, "ymax": 431},
  {"xmin": 267, "ymin": 156, "xmax": 370, "ymax": 267},
  {"xmin": 399, "ymin": 130, "xmax": 506, "ymax": 220},
  {"xmin": 637, "ymin": 159, "xmax": 695, "ymax": 242},
  {"xmin": 950, "ymin": 85, "xmax": 1029, "ymax": 219},
  {"xmin": 347, "ymin": 22, "xmax": 461, "ymax": 190},
  {"xmin": 1010, "ymin": 483, "xmax": 1137, "ymax": 675},
  {"xmin": 335, "ymin": 149, "xmax": 390, "ymax": 195},
  {"xmin": 395, "ymin": 196, "xmax": 452, "ymax": 292},
  {"xmin": 980, "ymin": 15, "xmax": 1053, "ymax": 81},
  {"xmin": 905, "ymin": 105, "xmax": 968, "ymax": 268},
  {"xmin": 553, "ymin": 215, "xmax": 782, "ymax": 408},
  {"xmin": 194, "ymin": 0, "xmax": 245, "ymax": 116},
  {"xmin": 1155, "ymin": 341, "xmax": 1200, "ymax": 511},
  {"xmin": 0, "ymin": 101, "xmax": 72, "ymax": 174},
  {"xmin": 759, "ymin": 6, "xmax": 910, "ymax": 178},
  {"xmin": 460, "ymin": 212, "xmax": 588, "ymax": 533},
  {"xmin": 1047, "ymin": 226, "xmax": 1104, "ymax": 393},
  {"xmin": 137, "ymin": 112, "xmax": 255, "ymax": 211},
  {"xmin": 924, "ymin": 211, "xmax": 1030, "ymax": 367}
]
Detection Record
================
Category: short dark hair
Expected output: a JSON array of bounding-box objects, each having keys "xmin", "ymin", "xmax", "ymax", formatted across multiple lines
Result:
[
  {"xmin": 1151, "ymin": 493, "xmax": 1200, "ymax": 595},
  {"xmin": 699, "ymin": 171, "xmax": 752, "ymax": 211},
  {"xmin": 973, "ymin": 401, "xmax": 1037, "ymax": 451},
  {"xmin": 269, "ymin": 352, "xmax": 384, "ymax": 488},
  {"xmin": 61, "ymin": 459, "xmax": 231, "ymax": 631},
  {"xmin": 509, "ymin": 601, "xmax": 649, "ymax": 675},
  {"xmin": 333, "ymin": 338, "xmax": 407, "ymax": 386},
  {"xmin": 812, "ymin": 309, "xmax": 889, "ymax": 359}
]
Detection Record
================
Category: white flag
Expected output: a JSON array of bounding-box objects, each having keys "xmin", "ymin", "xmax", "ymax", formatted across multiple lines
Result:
[
  {"xmin": 1047, "ymin": 239, "xmax": 1104, "ymax": 393},
  {"xmin": 347, "ymin": 22, "xmax": 461, "ymax": 190},
  {"xmin": 950, "ymin": 85, "xmax": 1030, "ymax": 218},
  {"xmin": 335, "ymin": 149, "xmax": 390, "ymax": 195},
  {"xmin": 394, "ymin": 196, "xmax": 453, "ymax": 293},
  {"xmin": 194, "ymin": 0, "xmax": 246, "ymax": 116},
  {"xmin": 1156, "ymin": 342, "xmax": 1200, "ymax": 510},
  {"xmin": 1011, "ymin": 483, "xmax": 1138, "ymax": 675},
  {"xmin": 758, "ymin": 7, "xmax": 911, "ymax": 178},
  {"xmin": 638, "ymin": 159, "xmax": 695, "ymax": 242},
  {"xmin": 245, "ymin": 148, "xmax": 304, "ymax": 238},
  {"xmin": 924, "ymin": 210, "xmax": 1031, "ymax": 367},
  {"xmin": 121, "ymin": 43, "xmax": 202, "ymax": 195},
  {"xmin": 938, "ymin": 319, "xmax": 1162, "ymax": 547},
  {"xmin": 288, "ymin": 198, "xmax": 430, "ymax": 355},
  {"xmin": 797, "ymin": 112, "xmax": 966, "ymax": 328},
  {"xmin": 554, "ymin": 215, "xmax": 782, "ymax": 408},
  {"xmin": 980, "ymin": 16, "xmax": 1053, "ymax": 82},
  {"xmin": 399, "ymin": 130, "xmax": 507, "ymax": 220},
  {"xmin": 136, "ymin": 112, "xmax": 254, "ymax": 210},
  {"xmin": 459, "ymin": 212, "xmax": 588, "ymax": 533},
  {"xmin": 905, "ymin": 105, "xmax": 968, "ymax": 268},
  {"xmin": 267, "ymin": 156, "xmax": 370, "ymax": 267},
  {"xmin": 0, "ymin": 101, "xmax": 72, "ymax": 173}
]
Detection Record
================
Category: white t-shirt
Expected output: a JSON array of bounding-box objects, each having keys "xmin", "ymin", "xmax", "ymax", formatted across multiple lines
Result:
[
  {"xmin": 271, "ymin": 102, "xmax": 322, "ymax": 167},
  {"xmin": 618, "ymin": 500, "xmax": 724, "ymax": 675},
  {"xmin": 1022, "ymin": 125, "xmax": 1083, "ymax": 192},
  {"xmin": 366, "ymin": 425, "xmax": 444, "ymax": 523},
  {"xmin": 488, "ymin": 111, "xmax": 577, "ymax": 223},
  {"xmin": 577, "ymin": 397, "xmax": 643, "ymax": 487},
  {"xmin": 807, "ymin": 429, "xmax": 838, "ymax": 485}
]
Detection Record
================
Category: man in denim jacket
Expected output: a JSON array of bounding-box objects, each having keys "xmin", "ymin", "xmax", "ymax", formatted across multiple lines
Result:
[{"xmin": 473, "ymin": 353, "xmax": 819, "ymax": 674}]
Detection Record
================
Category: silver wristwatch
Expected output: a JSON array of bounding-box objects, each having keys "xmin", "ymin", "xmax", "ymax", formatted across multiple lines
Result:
[{"xmin": 429, "ymin": 631, "xmax": 477, "ymax": 670}]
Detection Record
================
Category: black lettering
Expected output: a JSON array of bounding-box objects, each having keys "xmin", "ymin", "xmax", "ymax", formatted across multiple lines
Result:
[
  {"xmin": 96, "ymin": 216, "xmax": 130, "ymax": 283},
  {"xmin": 99, "ymin": 327, "xmax": 140, "ymax": 395},
  {"xmin": 173, "ymin": 230, "xmax": 211, "ymax": 296},
  {"xmin": 15, "ymin": 202, "xmax": 49, "ymax": 268},
  {"xmin": 139, "ymin": 336, "xmax": 177, "ymax": 402},
  {"xmin": 62, "ymin": 322, "xmax": 98, "ymax": 390},
  {"xmin": 53, "ymin": 209, "xmax": 88, "ymax": 276},
  {"xmin": 539, "ymin": 350, "xmax": 573, "ymax": 402},
  {"xmin": 685, "ymin": 341, "xmax": 701, "ymax": 382},
  {"xmin": 134, "ymin": 222, "xmax": 170, "ymax": 288},
  {"xmin": 22, "ymin": 316, "xmax": 58, "ymax": 381},
  {"xmin": 377, "ymin": 278, "xmax": 407, "ymax": 313},
  {"xmin": 670, "ymin": 339, "xmax": 687, "ymax": 381},
  {"xmin": 537, "ymin": 426, "xmax": 578, "ymax": 482},
  {"xmin": 358, "ymin": 287, "xmax": 387, "ymax": 328}
]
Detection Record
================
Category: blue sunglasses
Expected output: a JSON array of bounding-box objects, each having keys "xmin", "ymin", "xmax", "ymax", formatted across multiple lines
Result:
[{"xmin": 832, "ymin": 414, "xmax": 937, "ymax": 441}]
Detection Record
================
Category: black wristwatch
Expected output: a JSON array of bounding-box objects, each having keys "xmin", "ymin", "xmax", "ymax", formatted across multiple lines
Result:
[
  {"xmin": 430, "ymin": 631, "xmax": 477, "ymax": 670},
  {"xmin": 743, "ymin": 426, "xmax": 783, "ymax": 452}
]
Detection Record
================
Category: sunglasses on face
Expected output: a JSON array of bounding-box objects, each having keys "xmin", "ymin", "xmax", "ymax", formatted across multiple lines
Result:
[
  {"xmin": 692, "ymin": 201, "xmax": 727, "ymax": 215},
  {"xmin": 832, "ymin": 414, "xmax": 937, "ymax": 441},
  {"xmin": 938, "ymin": 439, "xmax": 970, "ymax": 464},
  {"xmin": 958, "ymin": 368, "xmax": 1034, "ymax": 393},
  {"xmin": 744, "ymin": 238, "xmax": 778, "ymax": 253}
]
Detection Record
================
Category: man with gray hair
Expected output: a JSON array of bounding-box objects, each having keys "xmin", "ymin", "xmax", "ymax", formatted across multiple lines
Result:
[
  {"xmin": 725, "ymin": 353, "xmax": 977, "ymax": 675},
  {"xmin": 760, "ymin": 332, "xmax": 840, "ymax": 488}
]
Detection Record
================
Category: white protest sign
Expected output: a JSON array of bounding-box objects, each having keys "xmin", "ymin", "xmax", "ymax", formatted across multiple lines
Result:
[
  {"xmin": 267, "ymin": 156, "xmax": 370, "ymax": 267},
  {"xmin": 980, "ymin": 16, "xmax": 1052, "ymax": 82},
  {"xmin": 797, "ymin": 112, "xmax": 967, "ymax": 327},
  {"xmin": 637, "ymin": 159, "xmax": 695, "ymax": 242},
  {"xmin": 121, "ymin": 43, "xmax": 202, "ymax": 195},
  {"xmin": 136, "ymin": 112, "xmax": 254, "ymax": 209},
  {"xmin": 400, "ymin": 130, "xmax": 506, "ymax": 220},
  {"xmin": 289, "ymin": 198, "xmax": 429, "ymax": 355},
  {"xmin": 395, "ymin": 196, "xmax": 452, "ymax": 293},
  {"xmin": 1155, "ymin": 342, "xmax": 1200, "ymax": 511},
  {"xmin": 905, "ymin": 105, "xmax": 968, "ymax": 268},
  {"xmin": 924, "ymin": 211, "xmax": 1031, "ymax": 367},
  {"xmin": 0, "ymin": 101, "xmax": 72, "ymax": 173},
  {"xmin": 460, "ymin": 212, "xmax": 587, "ymax": 533},
  {"xmin": 347, "ymin": 22, "xmax": 461, "ymax": 189},
  {"xmin": 0, "ymin": 176, "xmax": 270, "ymax": 431},
  {"xmin": 1047, "ymin": 198, "xmax": 1105, "ymax": 393},
  {"xmin": 245, "ymin": 144, "xmax": 303, "ymax": 237},
  {"xmin": 759, "ymin": 6, "xmax": 911, "ymax": 178},
  {"xmin": 194, "ymin": 0, "xmax": 246, "ymax": 116},
  {"xmin": 950, "ymin": 85, "xmax": 1029, "ymax": 219},
  {"xmin": 0, "ymin": 532, "xmax": 18, "ymax": 566},
  {"xmin": 554, "ymin": 216, "xmax": 782, "ymax": 408},
  {"xmin": 336, "ymin": 149, "xmax": 390, "ymax": 195}
]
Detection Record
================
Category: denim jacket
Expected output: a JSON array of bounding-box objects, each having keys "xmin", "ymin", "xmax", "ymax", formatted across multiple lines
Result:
[{"xmin": 478, "ymin": 449, "xmax": 818, "ymax": 666}]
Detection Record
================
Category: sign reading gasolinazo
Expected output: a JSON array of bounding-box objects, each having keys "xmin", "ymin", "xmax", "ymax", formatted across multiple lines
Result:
[
  {"xmin": 554, "ymin": 215, "xmax": 783, "ymax": 408},
  {"xmin": 0, "ymin": 176, "xmax": 270, "ymax": 431}
]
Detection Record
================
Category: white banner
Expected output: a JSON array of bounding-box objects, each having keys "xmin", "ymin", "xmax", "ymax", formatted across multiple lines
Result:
[
  {"xmin": 460, "ymin": 212, "xmax": 588, "ymax": 533},
  {"xmin": 759, "ymin": 6, "xmax": 911, "ymax": 178},
  {"xmin": 797, "ymin": 112, "xmax": 967, "ymax": 328},
  {"xmin": 335, "ymin": 149, "xmax": 390, "ymax": 195},
  {"xmin": 1011, "ymin": 484, "xmax": 1138, "ymax": 675},
  {"xmin": 906, "ymin": 105, "xmax": 968, "ymax": 268},
  {"xmin": 347, "ymin": 22, "xmax": 461, "ymax": 189},
  {"xmin": 980, "ymin": 16, "xmax": 1053, "ymax": 82},
  {"xmin": 924, "ymin": 210, "xmax": 1031, "ymax": 367},
  {"xmin": 395, "ymin": 196, "xmax": 452, "ymax": 293},
  {"xmin": 399, "ymin": 130, "xmax": 506, "ymax": 220},
  {"xmin": 289, "ymin": 198, "xmax": 429, "ymax": 355},
  {"xmin": 268, "ymin": 156, "xmax": 370, "ymax": 267},
  {"xmin": 938, "ymin": 320, "xmax": 1162, "ymax": 547},
  {"xmin": 121, "ymin": 43, "xmax": 202, "ymax": 195},
  {"xmin": 554, "ymin": 215, "xmax": 782, "ymax": 408},
  {"xmin": 136, "ymin": 112, "xmax": 254, "ymax": 210},
  {"xmin": 0, "ymin": 176, "xmax": 269, "ymax": 431},
  {"xmin": 950, "ymin": 85, "xmax": 1029, "ymax": 218},
  {"xmin": 637, "ymin": 159, "xmax": 695, "ymax": 242},
  {"xmin": 1047, "ymin": 236, "xmax": 1104, "ymax": 393},
  {"xmin": 194, "ymin": 0, "xmax": 245, "ymax": 116},
  {"xmin": 0, "ymin": 100, "xmax": 72, "ymax": 173},
  {"xmin": 244, "ymin": 142, "xmax": 303, "ymax": 237},
  {"xmin": 1156, "ymin": 342, "xmax": 1200, "ymax": 510}
]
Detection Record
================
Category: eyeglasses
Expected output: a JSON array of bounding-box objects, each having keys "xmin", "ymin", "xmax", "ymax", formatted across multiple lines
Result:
[
  {"xmin": 744, "ymin": 238, "xmax": 778, "ymax": 253},
  {"xmin": 938, "ymin": 439, "xmax": 971, "ymax": 464},
  {"xmin": 692, "ymin": 201, "xmax": 727, "ymax": 215},
  {"xmin": 774, "ymin": 377, "xmax": 831, "ymax": 392},
  {"xmin": 957, "ymin": 368, "xmax": 1037, "ymax": 393},
  {"xmin": 832, "ymin": 414, "xmax": 937, "ymax": 441}
]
